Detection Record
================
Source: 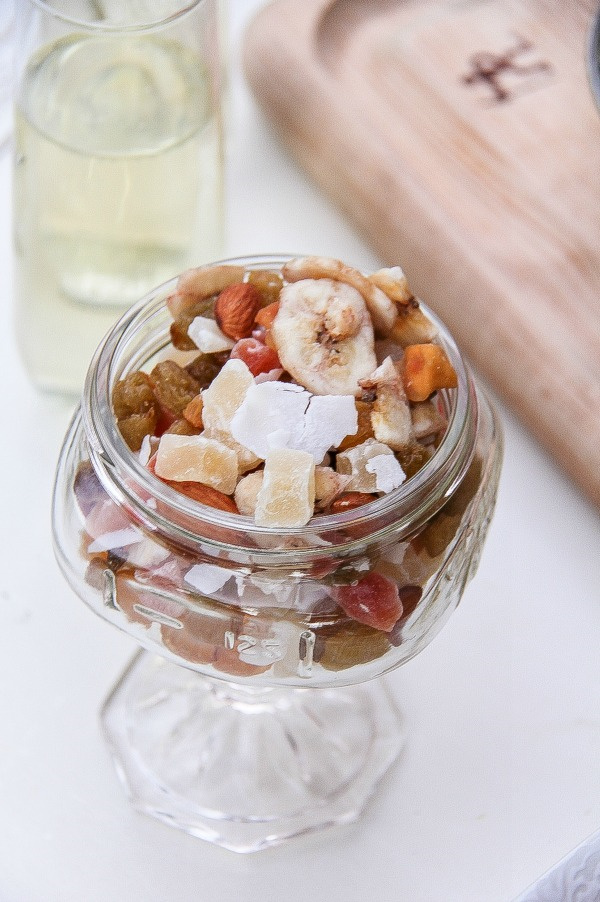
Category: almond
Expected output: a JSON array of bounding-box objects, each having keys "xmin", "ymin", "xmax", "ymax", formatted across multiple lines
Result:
[
  {"xmin": 215, "ymin": 282, "xmax": 262, "ymax": 341},
  {"xmin": 162, "ymin": 478, "xmax": 239, "ymax": 514},
  {"xmin": 330, "ymin": 491, "xmax": 378, "ymax": 513}
]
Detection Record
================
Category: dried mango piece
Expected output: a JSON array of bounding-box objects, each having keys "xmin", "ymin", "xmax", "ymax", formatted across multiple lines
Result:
[
  {"xmin": 255, "ymin": 448, "xmax": 315, "ymax": 528},
  {"xmin": 183, "ymin": 394, "xmax": 204, "ymax": 429},
  {"xmin": 402, "ymin": 344, "xmax": 458, "ymax": 402}
]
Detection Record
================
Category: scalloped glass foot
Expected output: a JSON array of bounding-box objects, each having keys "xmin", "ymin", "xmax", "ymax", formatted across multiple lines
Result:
[{"xmin": 100, "ymin": 651, "xmax": 404, "ymax": 852}]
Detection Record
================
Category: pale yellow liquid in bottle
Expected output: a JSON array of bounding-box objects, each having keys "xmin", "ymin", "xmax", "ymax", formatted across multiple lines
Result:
[{"xmin": 13, "ymin": 33, "xmax": 224, "ymax": 394}]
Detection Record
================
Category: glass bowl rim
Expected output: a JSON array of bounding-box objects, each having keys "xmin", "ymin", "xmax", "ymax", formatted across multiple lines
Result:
[{"xmin": 81, "ymin": 254, "xmax": 479, "ymax": 559}]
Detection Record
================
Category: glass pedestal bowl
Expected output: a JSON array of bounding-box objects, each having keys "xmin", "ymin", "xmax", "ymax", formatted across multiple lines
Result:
[{"xmin": 51, "ymin": 255, "xmax": 503, "ymax": 853}]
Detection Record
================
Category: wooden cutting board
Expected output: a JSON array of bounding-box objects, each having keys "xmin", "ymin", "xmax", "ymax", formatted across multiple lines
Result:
[{"xmin": 243, "ymin": 0, "xmax": 600, "ymax": 509}]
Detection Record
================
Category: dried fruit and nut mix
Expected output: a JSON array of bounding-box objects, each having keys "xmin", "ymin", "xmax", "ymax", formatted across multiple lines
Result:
[
  {"xmin": 113, "ymin": 256, "xmax": 457, "ymax": 524},
  {"xmin": 76, "ymin": 257, "xmax": 478, "ymax": 679}
]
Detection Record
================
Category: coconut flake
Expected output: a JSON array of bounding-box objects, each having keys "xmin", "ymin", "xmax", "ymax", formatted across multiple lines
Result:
[
  {"xmin": 254, "ymin": 367, "xmax": 284, "ymax": 384},
  {"xmin": 184, "ymin": 563, "xmax": 234, "ymax": 595},
  {"xmin": 126, "ymin": 539, "xmax": 171, "ymax": 569},
  {"xmin": 230, "ymin": 382, "xmax": 307, "ymax": 459},
  {"xmin": 298, "ymin": 395, "xmax": 357, "ymax": 462},
  {"xmin": 187, "ymin": 316, "xmax": 235, "ymax": 353},
  {"xmin": 138, "ymin": 434, "xmax": 152, "ymax": 466},
  {"xmin": 230, "ymin": 381, "xmax": 358, "ymax": 462},
  {"xmin": 365, "ymin": 454, "xmax": 406, "ymax": 493},
  {"xmin": 88, "ymin": 526, "xmax": 143, "ymax": 553}
]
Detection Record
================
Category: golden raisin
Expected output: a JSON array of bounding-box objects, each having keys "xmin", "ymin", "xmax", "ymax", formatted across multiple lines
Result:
[
  {"xmin": 395, "ymin": 442, "xmax": 432, "ymax": 480},
  {"xmin": 150, "ymin": 360, "xmax": 200, "ymax": 418},
  {"xmin": 317, "ymin": 621, "xmax": 390, "ymax": 671},
  {"xmin": 112, "ymin": 371, "xmax": 158, "ymax": 450},
  {"xmin": 163, "ymin": 418, "xmax": 202, "ymax": 436},
  {"xmin": 338, "ymin": 400, "xmax": 374, "ymax": 451},
  {"xmin": 118, "ymin": 410, "xmax": 158, "ymax": 451},
  {"xmin": 247, "ymin": 269, "xmax": 284, "ymax": 306},
  {"xmin": 170, "ymin": 296, "xmax": 216, "ymax": 351},
  {"xmin": 113, "ymin": 371, "xmax": 156, "ymax": 420},
  {"xmin": 185, "ymin": 353, "xmax": 226, "ymax": 388}
]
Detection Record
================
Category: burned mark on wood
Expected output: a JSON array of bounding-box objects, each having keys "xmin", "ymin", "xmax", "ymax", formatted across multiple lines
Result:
[{"xmin": 462, "ymin": 35, "xmax": 553, "ymax": 103}]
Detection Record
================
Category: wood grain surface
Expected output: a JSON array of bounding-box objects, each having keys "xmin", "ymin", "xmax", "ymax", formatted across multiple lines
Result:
[{"xmin": 243, "ymin": 0, "xmax": 600, "ymax": 508}]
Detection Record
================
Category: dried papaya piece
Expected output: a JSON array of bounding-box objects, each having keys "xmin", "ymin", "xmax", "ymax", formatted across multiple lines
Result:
[{"xmin": 402, "ymin": 343, "xmax": 458, "ymax": 402}]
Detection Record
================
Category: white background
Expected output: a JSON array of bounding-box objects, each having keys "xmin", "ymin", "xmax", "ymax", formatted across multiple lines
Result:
[{"xmin": 1, "ymin": 2, "xmax": 600, "ymax": 900}]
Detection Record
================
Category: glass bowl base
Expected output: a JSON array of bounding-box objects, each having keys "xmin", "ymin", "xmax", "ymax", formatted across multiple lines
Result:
[{"xmin": 100, "ymin": 651, "xmax": 405, "ymax": 853}]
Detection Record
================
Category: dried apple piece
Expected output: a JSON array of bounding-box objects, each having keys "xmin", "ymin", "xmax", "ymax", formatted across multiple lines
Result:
[
  {"xmin": 166, "ymin": 264, "xmax": 246, "ymax": 317},
  {"xmin": 368, "ymin": 266, "xmax": 413, "ymax": 304},
  {"xmin": 314, "ymin": 466, "xmax": 351, "ymax": 510},
  {"xmin": 389, "ymin": 302, "xmax": 438, "ymax": 347},
  {"xmin": 361, "ymin": 356, "xmax": 413, "ymax": 450},
  {"xmin": 336, "ymin": 439, "xmax": 404, "ymax": 494}
]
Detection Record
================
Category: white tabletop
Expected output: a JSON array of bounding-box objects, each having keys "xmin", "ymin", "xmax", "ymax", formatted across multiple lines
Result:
[{"xmin": 2, "ymin": 3, "xmax": 600, "ymax": 900}]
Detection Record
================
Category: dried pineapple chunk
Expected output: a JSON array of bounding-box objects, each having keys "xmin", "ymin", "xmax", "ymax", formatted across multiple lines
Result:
[
  {"xmin": 201, "ymin": 357, "xmax": 260, "ymax": 473},
  {"xmin": 155, "ymin": 433, "xmax": 238, "ymax": 495},
  {"xmin": 201, "ymin": 358, "xmax": 254, "ymax": 434},
  {"xmin": 255, "ymin": 449, "xmax": 315, "ymax": 528}
]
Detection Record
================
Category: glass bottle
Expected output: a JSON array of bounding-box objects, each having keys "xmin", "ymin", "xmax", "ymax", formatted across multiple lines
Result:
[{"xmin": 13, "ymin": 0, "xmax": 224, "ymax": 394}]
